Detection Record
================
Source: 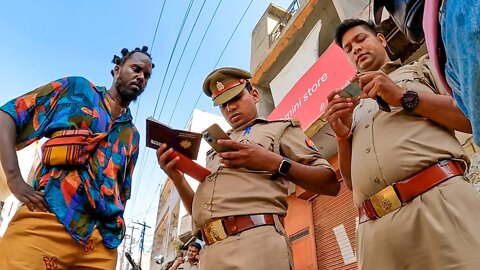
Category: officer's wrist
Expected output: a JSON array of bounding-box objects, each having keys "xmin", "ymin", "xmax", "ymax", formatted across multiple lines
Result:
[
  {"xmin": 268, "ymin": 155, "xmax": 284, "ymax": 174},
  {"xmin": 336, "ymin": 131, "xmax": 352, "ymax": 142}
]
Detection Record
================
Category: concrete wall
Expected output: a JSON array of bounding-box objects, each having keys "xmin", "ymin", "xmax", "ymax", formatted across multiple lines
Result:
[
  {"xmin": 251, "ymin": 0, "xmax": 342, "ymax": 119},
  {"xmin": 331, "ymin": 0, "xmax": 369, "ymax": 20},
  {"xmin": 270, "ymin": 20, "xmax": 323, "ymax": 105},
  {"xmin": 251, "ymin": 4, "xmax": 287, "ymax": 74}
]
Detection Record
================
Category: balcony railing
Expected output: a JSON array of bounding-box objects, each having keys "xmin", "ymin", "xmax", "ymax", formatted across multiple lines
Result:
[{"xmin": 269, "ymin": 0, "xmax": 301, "ymax": 46}]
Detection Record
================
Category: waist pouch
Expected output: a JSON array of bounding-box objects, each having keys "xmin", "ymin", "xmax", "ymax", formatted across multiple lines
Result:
[{"xmin": 41, "ymin": 130, "xmax": 107, "ymax": 166}]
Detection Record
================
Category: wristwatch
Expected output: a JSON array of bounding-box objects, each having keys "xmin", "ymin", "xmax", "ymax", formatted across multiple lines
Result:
[
  {"xmin": 400, "ymin": 90, "xmax": 419, "ymax": 112},
  {"xmin": 277, "ymin": 157, "xmax": 292, "ymax": 176}
]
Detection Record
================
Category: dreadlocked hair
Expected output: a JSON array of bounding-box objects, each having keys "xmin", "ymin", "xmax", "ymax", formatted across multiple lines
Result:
[{"xmin": 110, "ymin": 46, "xmax": 155, "ymax": 76}]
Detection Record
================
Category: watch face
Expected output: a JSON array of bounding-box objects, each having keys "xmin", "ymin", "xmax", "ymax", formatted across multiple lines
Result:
[
  {"xmin": 278, "ymin": 158, "xmax": 292, "ymax": 175},
  {"xmin": 402, "ymin": 90, "xmax": 419, "ymax": 111}
]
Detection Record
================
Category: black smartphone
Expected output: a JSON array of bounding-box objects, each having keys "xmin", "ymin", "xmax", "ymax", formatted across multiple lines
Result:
[
  {"xmin": 202, "ymin": 124, "xmax": 235, "ymax": 152},
  {"xmin": 339, "ymin": 80, "xmax": 391, "ymax": 112},
  {"xmin": 376, "ymin": 96, "xmax": 391, "ymax": 112}
]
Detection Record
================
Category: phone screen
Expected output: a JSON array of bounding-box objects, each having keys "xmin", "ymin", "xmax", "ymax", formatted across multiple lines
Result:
[{"xmin": 338, "ymin": 81, "xmax": 362, "ymax": 98}]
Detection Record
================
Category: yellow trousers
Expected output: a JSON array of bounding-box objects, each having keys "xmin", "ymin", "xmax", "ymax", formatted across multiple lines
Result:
[{"xmin": 0, "ymin": 206, "xmax": 117, "ymax": 270}]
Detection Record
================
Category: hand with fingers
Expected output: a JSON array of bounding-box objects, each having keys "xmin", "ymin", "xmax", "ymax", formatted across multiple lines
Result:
[
  {"xmin": 156, "ymin": 144, "xmax": 185, "ymax": 184},
  {"xmin": 357, "ymin": 71, "xmax": 405, "ymax": 107},
  {"xmin": 8, "ymin": 176, "xmax": 49, "ymax": 212},
  {"xmin": 217, "ymin": 139, "xmax": 282, "ymax": 173},
  {"xmin": 326, "ymin": 88, "xmax": 357, "ymax": 140}
]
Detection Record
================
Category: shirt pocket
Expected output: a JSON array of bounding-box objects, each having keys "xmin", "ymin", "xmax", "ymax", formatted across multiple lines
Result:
[
  {"xmin": 393, "ymin": 68, "xmax": 436, "ymax": 94},
  {"xmin": 241, "ymin": 135, "xmax": 274, "ymax": 152}
]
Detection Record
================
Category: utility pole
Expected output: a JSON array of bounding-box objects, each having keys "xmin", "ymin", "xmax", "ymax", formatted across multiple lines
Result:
[
  {"xmin": 127, "ymin": 225, "xmax": 138, "ymax": 254},
  {"xmin": 119, "ymin": 234, "xmax": 130, "ymax": 270},
  {"xmin": 126, "ymin": 225, "xmax": 138, "ymax": 270},
  {"xmin": 133, "ymin": 221, "xmax": 151, "ymax": 267}
]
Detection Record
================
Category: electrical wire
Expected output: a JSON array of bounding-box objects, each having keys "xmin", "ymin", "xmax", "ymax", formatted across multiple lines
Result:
[
  {"xmin": 132, "ymin": 0, "xmax": 195, "ymax": 211},
  {"xmin": 129, "ymin": 0, "xmax": 194, "ymax": 212},
  {"xmin": 167, "ymin": 0, "xmax": 223, "ymax": 125},
  {"xmin": 150, "ymin": 0, "xmax": 169, "ymax": 56},
  {"xmin": 152, "ymin": 0, "xmax": 195, "ymax": 118},
  {"xmin": 136, "ymin": 0, "xmax": 209, "ymax": 213},
  {"xmin": 133, "ymin": 0, "xmax": 168, "ymax": 123},
  {"xmin": 155, "ymin": 0, "xmax": 208, "ymax": 121},
  {"xmin": 191, "ymin": 0, "xmax": 255, "ymax": 110},
  {"xmin": 142, "ymin": 172, "xmax": 166, "ymax": 221},
  {"xmin": 130, "ymin": 0, "xmax": 254, "ymax": 223}
]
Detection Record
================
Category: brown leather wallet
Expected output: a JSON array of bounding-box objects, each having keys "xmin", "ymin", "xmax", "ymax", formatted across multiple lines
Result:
[
  {"xmin": 359, "ymin": 160, "xmax": 465, "ymax": 223},
  {"xmin": 201, "ymin": 214, "xmax": 282, "ymax": 245}
]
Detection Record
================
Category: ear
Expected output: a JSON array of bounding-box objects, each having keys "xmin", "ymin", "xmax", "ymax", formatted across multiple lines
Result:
[
  {"xmin": 113, "ymin": 65, "xmax": 120, "ymax": 77},
  {"xmin": 376, "ymin": 33, "xmax": 387, "ymax": 47},
  {"xmin": 250, "ymin": 88, "xmax": 260, "ymax": 103}
]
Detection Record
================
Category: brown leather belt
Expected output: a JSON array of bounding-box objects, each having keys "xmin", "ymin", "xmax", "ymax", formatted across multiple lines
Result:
[
  {"xmin": 359, "ymin": 160, "xmax": 465, "ymax": 224},
  {"xmin": 200, "ymin": 214, "xmax": 281, "ymax": 245}
]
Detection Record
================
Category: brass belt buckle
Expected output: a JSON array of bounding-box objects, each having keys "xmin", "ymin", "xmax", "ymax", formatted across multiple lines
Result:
[
  {"xmin": 369, "ymin": 186, "xmax": 402, "ymax": 217},
  {"xmin": 204, "ymin": 219, "xmax": 228, "ymax": 244}
]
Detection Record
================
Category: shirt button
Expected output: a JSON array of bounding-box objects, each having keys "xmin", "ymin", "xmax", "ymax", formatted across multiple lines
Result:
[
  {"xmin": 203, "ymin": 204, "xmax": 209, "ymax": 210},
  {"xmin": 368, "ymin": 110, "xmax": 372, "ymax": 113},
  {"xmin": 365, "ymin": 148, "xmax": 371, "ymax": 153},
  {"xmin": 365, "ymin": 124, "xmax": 370, "ymax": 129},
  {"xmin": 374, "ymin": 177, "xmax": 381, "ymax": 184}
]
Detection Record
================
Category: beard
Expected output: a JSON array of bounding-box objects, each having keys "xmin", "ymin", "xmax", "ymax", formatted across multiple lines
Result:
[{"xmin": 115, "ymin": 76, "xmax": 145, "ymax": 103}]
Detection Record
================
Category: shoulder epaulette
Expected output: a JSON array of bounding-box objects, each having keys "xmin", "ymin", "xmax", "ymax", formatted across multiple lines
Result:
[{"xmin": 268, "ymin": 118, "xmax": 301, "ymax": 127}]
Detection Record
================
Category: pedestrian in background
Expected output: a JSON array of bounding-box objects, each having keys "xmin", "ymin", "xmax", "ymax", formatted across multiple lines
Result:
[{"xmin": 168, "ymin": 242, "xmax": 201, "ymax": 270}]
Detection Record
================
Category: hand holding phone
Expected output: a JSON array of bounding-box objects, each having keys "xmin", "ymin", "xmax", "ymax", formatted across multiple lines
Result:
[
  {"xmin": 202, "ymin": 124, "xmax": 235, "ymax": 152},
  {"xmin": 338, "ymin": 80, "xmax": 362, "ymax": 98},
  {"xmin": 355, "ymin": 72, "xmax": 391, "ymax": 112}
]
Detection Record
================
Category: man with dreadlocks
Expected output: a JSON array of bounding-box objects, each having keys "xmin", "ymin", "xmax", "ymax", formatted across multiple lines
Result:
[{"xmin": 0, "ymin": 46, "xmax": 154, "ymax": 269}]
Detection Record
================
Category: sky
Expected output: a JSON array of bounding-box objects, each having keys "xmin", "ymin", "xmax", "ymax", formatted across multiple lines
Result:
[{"xmin": 0, "ymin": 0, "xmax": 294, "ymax": 258}]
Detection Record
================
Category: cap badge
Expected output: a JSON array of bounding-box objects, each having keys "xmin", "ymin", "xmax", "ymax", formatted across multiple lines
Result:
[{"xmin": 216, "ymin": 81, "xmax": 225, "ymax": 91}]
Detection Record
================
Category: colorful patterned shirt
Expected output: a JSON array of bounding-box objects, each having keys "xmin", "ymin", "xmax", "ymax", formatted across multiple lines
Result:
[{"xmin": 0, "ymin": 76, "xmax": 140, "ymax": 248}]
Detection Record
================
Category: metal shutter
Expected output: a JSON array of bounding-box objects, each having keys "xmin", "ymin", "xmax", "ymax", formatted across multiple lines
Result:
[{"xmin": 312, "ymin": 181, "xmax": 358, "ymax": 270}]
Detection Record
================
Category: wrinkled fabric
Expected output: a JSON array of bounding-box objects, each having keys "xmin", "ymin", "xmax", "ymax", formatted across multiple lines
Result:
[
  {"xmin": 351, "ymin": 60, "xmax": 480, "ymax": 270},
  {"xmin": 0, "ymin": 77, "xmax": 140, "ymax": 248},
  {"xmin": 440, "ymin": 0, "xmax": 480, "ymax": 144}
]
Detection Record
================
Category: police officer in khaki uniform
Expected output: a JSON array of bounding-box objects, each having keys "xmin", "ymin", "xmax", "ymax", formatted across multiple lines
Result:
[
  {"xmin": 156, "ymin": 67, "xmax": 339, "ymax": 270},
  {"xmin": 168, "ymin": 242, "xmax": 201, "ymax": 270},
  {"xmin": 327, "ymin": 19, "xmax": 480, "ymax": 269}
]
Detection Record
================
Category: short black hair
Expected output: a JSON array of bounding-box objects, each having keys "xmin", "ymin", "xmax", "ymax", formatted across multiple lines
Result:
[
  {"xmin": 245, "ymin": 82, "xmax": 253, "ymax": 92},
  {"xmin": 110, "ymin": 46, "xmax": 155, "ymax": 77},
  {"xmin": 188, "ymin": 242, "xmax": 202, "ymax": 250},
  {"xmin": 335, "ymin": 19, "xmax": 378, "ymax": 48}
]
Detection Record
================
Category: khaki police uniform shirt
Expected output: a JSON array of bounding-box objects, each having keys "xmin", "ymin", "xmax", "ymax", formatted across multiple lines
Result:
[
  {"xmin": 350, "ymin": 59, "xmax": 468, "ymax": 206},
  {"xmin": 351, "ymin": 58, "xmax": 480, "ymax": 270},
  {"xmin": 177, "ymin": 261, "xmax": 198, "ymax": 270},
  {"xmin": 191, "ymin": 118, "xmax": 333, "ymax": 232}
]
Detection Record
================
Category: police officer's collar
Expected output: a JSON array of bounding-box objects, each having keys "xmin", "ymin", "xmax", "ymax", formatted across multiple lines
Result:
[
  {"xmin": 380, "ymin": 59, "xmax": 403, "ymax": 75},
  {"xmin": 186, "ymin": 260, "xmax": 199, "ymax": 266},
  {"xmin": 229, "ymin": 117, "xmax": 268, "ymax": 134}
]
